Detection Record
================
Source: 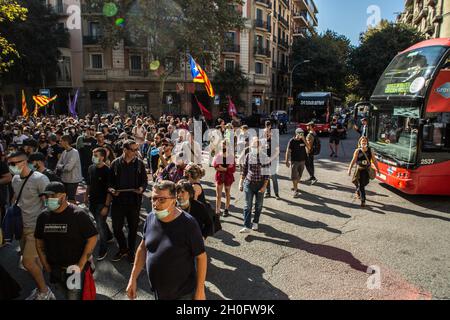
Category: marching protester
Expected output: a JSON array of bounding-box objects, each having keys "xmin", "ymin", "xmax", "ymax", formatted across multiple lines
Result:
[
  {"xmin": 126, "ymin": 181, "xmax": 207, "ymax": 300},
  {"xmin": 176, "ymin": 180, "xmax": 213, "ymax": 239},
  {"xmin": 56, "ymin": 135, "xmax": 83, "ymax": 204},
  {"xmin": 46, "ymin": 134, "xmax": 63, "ymax": 171},
  {"xmin": 35, "ymin": 182, "xmax": 98, "ymax": 300},
  {"xmin": 238, "ymin": 137, "xmax": 270, "ymax": 233},
  {"xmin": 28, "ymin": 152, "xmax": 61, "ymax": 182},
  {"xmin": 286, "ymin": 128, "xmax": 307, "ymax": 198},
  {"xmin": 132, "ymin": 119, "xmax": 147, "ymax": 146},
  {"xmin": 76, "ymin": 126, "xmax": 96, "ymax": 180},
  {"xmin": 263, "ymin": 121, "xmax": 280, "ymax": 199},
  {"xmin": 354, "ymin": 118, "xmax": 369, "ymax": 138},
  {"xmin": 7, "ymin": 151, "xmax": 53, "ymax": 300},
  {"xmin": 184, "ymin": 163, "xmax": 207, "ymax": 203},
  {"xmin": 329, "ymin": 116, "xmax": 345, "ymax": 158},
  {"xmin": 212, "ymin": 141, "xmax": 236, "ymax": 217},
  {"xmin": 348, "ymin": 136, "xmax": 380, "ymax": 207},
  {"xmin": 85, "ymin": 147, "xmax": 114, "ymax": 261},
  {"xmin": 109, "ymin": 140, "xmax": 148, "ymax": 263},
  {"xmin": 305, "ymin": 122, "xmax": 319, "ymax": 185}
]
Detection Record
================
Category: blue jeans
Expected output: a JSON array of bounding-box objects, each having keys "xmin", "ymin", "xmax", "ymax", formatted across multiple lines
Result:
[
  {"xmin": 90, "ymin": 203, "xmax": 112, "ymax": 253},
  {"xmin": 243, "ymin": 180, "xmax": 265, "ymax": 228},
  {"xmin": 266, "ymin": 174, "xmax": 279, "ymax": 196}
]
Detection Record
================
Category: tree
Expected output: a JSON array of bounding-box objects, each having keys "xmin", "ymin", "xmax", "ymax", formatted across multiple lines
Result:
[
  {"xmin": 214, "ymin": 66, "xmax": 248, "ymax": 112},
  {"xmin": 87, "ymin": 0, "xmax": 244, "ymax": 109},
  {"xmin": 350, "ymin": 21, "xmax": 425, "ymax": 99},
  {"xmin": 0, "ymin": 0, "xmax": 69, "ymax": 86},
  {"xmin": 292, "ymin": 30, "xmax": 352, "ymax": 98},
  {"xmin": 0, "ymin": 0, "xmax": 27, "ymax": 73}
]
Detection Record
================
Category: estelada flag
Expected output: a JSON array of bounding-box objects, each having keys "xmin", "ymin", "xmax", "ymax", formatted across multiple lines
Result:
[
  {"xmin": 189, "ymin": 55, "xmax": 215, "ymax": 97},
  {"xmin": 21, "ymin": 90, "xmax": 28, "ymax": 118},
  {"xmin": 33, "ymin": 95, "xmax": 58, "ymax": 108},
  {"xmin": 228, "ymin": 96, "xmax": 237, "ymax": 117}
]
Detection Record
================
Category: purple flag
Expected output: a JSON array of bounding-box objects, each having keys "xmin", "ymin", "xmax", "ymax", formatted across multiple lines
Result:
[{"xmin": 69, "ymin": 89, "xmax": 79, "ymax": 118}]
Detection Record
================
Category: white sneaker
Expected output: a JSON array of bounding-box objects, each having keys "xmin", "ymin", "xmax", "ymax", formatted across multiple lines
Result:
[
  {"xmin": 25, "ymin": 288, "xmax": 39, "ymax": 300},
  {"xmin": 239, "ymin": 227, "xmax": 251, "ymax": 234},
  {"xmin": 35, "ymin": 287, "xmax": 56, "ymax": 300},
  {"xmin": 252, "ymin": 223, "xmax": 259, "ymax": 231}
]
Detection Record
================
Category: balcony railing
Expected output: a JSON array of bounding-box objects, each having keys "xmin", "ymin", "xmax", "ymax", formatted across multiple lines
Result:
[
  {"xmin": 81, "ymin": 4, "xmax": 103, "ymax": 14},
  {"xmin": 280, "ymin": 0, "xmax": 290, "ymax": 8},
  {"xmin": 278, "ymin": 38, "xmax": 289, "ymax": 49},
  {"xmin": 254, "ymin": 19, "xmax": 271, "ymax": 32},
  {"xmin": 254, "ymin": 46, "xmax": 271, "ymax": 57},
  {"xmin": 83, "ymin": 35, "xmax": 102, "ymax": 45},
  {"xmin": 129, "ymin": 69, "xmax": 149, "ymax": 77},
  {"xmin": 278, "ymin": 14, "xmax": 289, "ymax": 28},
  {"xmin": 222, "ymin": 44, "xmax": 241, "ymax": 53},
  {"xmin": 255, "ymin": 0, "xmax": 272, "ymax": 8},
  {"xmin": 53, "ymin": 3, "xmax": 68, "ymax": 15}
]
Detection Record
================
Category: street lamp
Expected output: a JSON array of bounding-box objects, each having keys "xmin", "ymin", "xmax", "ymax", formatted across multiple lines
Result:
[{"xmin": 288, "ymin": 59, "xmax": 310, "ymax": 123}]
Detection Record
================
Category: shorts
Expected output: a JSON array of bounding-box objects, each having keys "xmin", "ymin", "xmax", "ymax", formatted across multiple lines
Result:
[
  {"xmin": 291, "ymin": 161, "xmax": 305, "ymax": 181},
  {"xmin": 329, "ymin": 137, "xmax": 340, "ymax": 145},
  {"xmin": 19, "ymin": 228, "xmax": 38, "ymax": 260},
  {"xmin": 64, "ymin": 183, "xmax": 79, "ymax": 201}
]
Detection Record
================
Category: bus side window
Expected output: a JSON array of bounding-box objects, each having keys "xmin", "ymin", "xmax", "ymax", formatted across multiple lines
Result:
[{"xmin": 423, "ymin": 113, "xmax": 450, "ymax": 151}]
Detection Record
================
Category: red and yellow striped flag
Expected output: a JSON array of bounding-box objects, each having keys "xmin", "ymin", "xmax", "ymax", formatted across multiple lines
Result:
[
  {"xmin": 33, "ymin": 104, "xmax": 39, "ymax": 118},
  {"xmin": 22, "ymin": 90, "xmax": 28, "ymax": 118},
  {"xmin": 33, "ymin": 95, "xmax": 58, "ymax": 107}
]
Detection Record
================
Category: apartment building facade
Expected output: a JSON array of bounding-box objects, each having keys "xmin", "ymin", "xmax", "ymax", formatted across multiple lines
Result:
[{"xmin": 397, "ymin": 0, "xmax": 450, "ymax": 39}]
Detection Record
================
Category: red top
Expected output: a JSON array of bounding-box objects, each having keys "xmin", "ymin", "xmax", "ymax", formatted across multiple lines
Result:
[{"xmin": 400, "ymin": 38, "xmax": 450, "ymax": 54}]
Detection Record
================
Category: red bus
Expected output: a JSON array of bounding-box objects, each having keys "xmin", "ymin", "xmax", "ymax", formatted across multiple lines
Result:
[
  {"xmin": 293, "ymin": 92, "xmax": 340, "ymax": 134},
  {"xmin": 369, "ymin": 38, "xmax": 450, "ymax": 195}
]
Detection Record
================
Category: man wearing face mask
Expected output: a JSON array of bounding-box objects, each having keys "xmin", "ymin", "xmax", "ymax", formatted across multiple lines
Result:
[
  {"xmin": 76, "ymin": 126, "xmax": 96, "ymax": 181},
  {"xmin": 109, "ymin": 140, "xmax": 148, "ymax": 264},
  {"xmin": 28, "ymin": 152, "xmax": 60, "ymax": 182},
  {"xmin": 8, "ymin": 151, "xmax": 53, "ymax": 300},
  {"xmin": 35, "ymin": 182, "xmax": 98, "ymax": 300},
  {"xmin": 126, "ymin": 181, "xmax": 207, "ymax": 300},
  {"xmin": 85, "ymin": 148, "xmax": 114, "ymax": 261}
]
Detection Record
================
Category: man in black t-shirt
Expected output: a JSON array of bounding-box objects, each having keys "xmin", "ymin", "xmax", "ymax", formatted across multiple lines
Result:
[
  {"xmin": 46, "ymin": 134, "xmax": 63, "ymax": 171},
  {"xmin": 329, "ymin": 117, "xmax": 345, "ymax": 158},
  {"xmin": 126, "ymin": 181, "xmax": 206, "ymax": 300},
  {"xmin": 85, "ymin": 147, "xmax": 113, "ymax": 261},
  {"xmin": 286, "ymin": 128, "xmax": 307, "ymax": 198},
  {"xmin": 35, "ymin": 182, "xmax": 98, "ymax": 300},
  {"xmin": 29, "ymin": 152, "xmax": 61, "ymax": 182},
  {"xmin": 76, "ymin": 126, "xmax": 96, "ymax": 180}
]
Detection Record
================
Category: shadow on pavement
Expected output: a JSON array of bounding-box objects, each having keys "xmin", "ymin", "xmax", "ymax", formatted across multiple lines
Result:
[
  {"xmin": 245, "ymin": 224, "xmax": 370, "ymax": 274},
  {"xmin": 206, "ymin": 247, "xmax": 289, "ymax": 300}
]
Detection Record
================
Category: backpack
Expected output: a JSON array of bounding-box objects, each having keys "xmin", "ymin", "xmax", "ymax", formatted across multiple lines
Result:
[
  {"xmin": 312, "ymin": 133, "xmax": 321, "ymax": 156},
  {"xmin": 202, "ymin": 201, "xmax": 222, "ymax": 236}
]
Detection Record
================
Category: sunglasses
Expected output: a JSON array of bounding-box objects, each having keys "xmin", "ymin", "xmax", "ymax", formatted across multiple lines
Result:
[{"xmin": 8, "ymin": 160, "xmax": 25, "ymax": 166}]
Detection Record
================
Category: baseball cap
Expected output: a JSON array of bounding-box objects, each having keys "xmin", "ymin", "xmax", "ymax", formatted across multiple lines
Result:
[
  {"xmin": 295, "ymin": 128, "xmax": 304, "ymax": 135},
  {"xmin": 39, "ymin": 182, "xmax": 66, "ymax": 197},
  {"xmin": 306, "ymin": 121, "xmax": 315, "ymax": 126}
]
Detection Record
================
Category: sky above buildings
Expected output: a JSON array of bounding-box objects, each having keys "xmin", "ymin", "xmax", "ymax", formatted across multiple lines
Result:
[{"xmin": 314, "ymin": 0, "xmax": 405, "ymax": 45}]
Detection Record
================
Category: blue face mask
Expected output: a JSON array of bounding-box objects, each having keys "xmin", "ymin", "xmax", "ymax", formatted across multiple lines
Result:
[
  {"xmin": 28, "ymin": 163, "xmax": 36, "ymax": 171},
  {"xmin": 92, "ymin": 156, "xmax": 100, "ymax": 165},
  {"xmin": 45, "ymin": 198, "xmax": 61, "ymax": 211},
  {"xmin": 9, "ymin": 166, "xmax": 22, "ymax": 176},
  {"xmin": 155, "ymin": 209, "xmax": 170, "ymax": 220}
]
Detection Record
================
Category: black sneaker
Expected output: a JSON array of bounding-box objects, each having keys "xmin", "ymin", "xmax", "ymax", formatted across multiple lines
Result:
[
  {"xmin": 97, "ymin": 249, "xmax": 108, "ymax": 262},
  {"xmin": 330, "ymin": 152, "xmax": 335, "ymax": 157},
  {"xmin": 111, "ymin": 250, "xmax": 128, "ymax": 262},
  {"xmin": 223, "ymin": 209, "xmax": 230, "ymax": 217},
  {"xmin": 310, "ymin": 178, "xmax": 318, "ymax": 185},
  {"xmin": 264, "ymin": 193, "xmax": 271, "ymax": 198}
]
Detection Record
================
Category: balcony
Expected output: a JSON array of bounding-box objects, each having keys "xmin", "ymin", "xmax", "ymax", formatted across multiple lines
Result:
[
  {"xmin": 255, "ymin": 0, "xmax": 272, "ymax": 10},
  {"xmin": 53, "ymin": 3, "xmax": 68, "ymax": 16},
  {"xmin": 84, "ymin": 69, "xmax": 107, "ymax": 80},
  {"xmin": 293, "ymin": 27, "xmax": 311, "ymax": 37},
  {"xmin": 278, "ymin": 38, "xmax": 289, "ymax": 49},
  {"xmin": 413, "ymin": 7, "xmax": 428, "ymax": 24},
  {"xmin": 280, "ymin": 0, "xmax": 290, "ymax": 8},
  {"xmin": 278, "ymin": 14, "xmax": 289, "ymax": 28},
  {"xmin": 293, "ymin": 11, "xmax": 309, "ymax": 27},
  {"xmin": 222, "ymin": 44, "xmax": 241, "ymax": 53},
  {"xmin": 254, "ymin": 46, "xmax": 271, "ymax": 58},
  {"xmin": 254, "ymin": 19, "xmax": 271, "ymax": 32},
  {"xmin": 83, "ymin": 35, "xmax": 102, "ymax": 45},
  {"xmin": 81, "ymin": 4, "xmax": 103, "ymax": 15},
  {"xmin": 129, "ymin": 69, "xmax": 149, "ymax": 77}
]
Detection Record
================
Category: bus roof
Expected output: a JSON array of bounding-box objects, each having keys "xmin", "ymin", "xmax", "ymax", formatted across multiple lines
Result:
[{"xmin": 400, "ymin": 38, "xmax": 450, "ymax": 54}]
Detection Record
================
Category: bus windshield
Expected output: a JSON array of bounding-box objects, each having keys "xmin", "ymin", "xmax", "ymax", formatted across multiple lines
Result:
[
  {"xmin": 372, "ymin": 46, "xmax": 447, "ymax": 97},
  {"xmin": 369, "ymin": 106, "xmax": 420, "ymax": 164}
]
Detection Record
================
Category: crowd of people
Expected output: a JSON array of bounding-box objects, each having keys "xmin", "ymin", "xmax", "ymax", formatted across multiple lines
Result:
[{"xmin": 0, "ymin": 112, "xmax": 379, "ymax": 300}]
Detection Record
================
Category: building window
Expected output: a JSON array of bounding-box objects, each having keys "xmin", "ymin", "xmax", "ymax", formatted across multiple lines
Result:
[
  {"xmin": 130, "ymin": 55, "xmax": 142, "ymax": 70},
  {"xmin": 225, "ymin": 60, "xmax": 235, "ymax": 71},
  {"xmin": 256, "ymin": 8, "xmax": 263, "ymax": 21},
  {"xmin": 91, "ymin": 54, "xmax": 103, "ymax": 69},
  {"xmin": 89, "ymin": 22, "xmax": 101, "ymax": 37},
  {"xmin": 256, "ymin": 62, "xmax": 264, "ymax": 74}
]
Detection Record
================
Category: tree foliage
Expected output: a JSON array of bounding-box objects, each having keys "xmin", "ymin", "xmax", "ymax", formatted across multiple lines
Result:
[
  {"xmin": 214, "ymin": 66, "xmax": 248, "ymax": 110},
  {"xmin": 0, "ymin": 0, "xmax": 27, "ymax": 73},
  {"xmin": 349, "ymin": 21, "xmax": 425, "ymax": 99},
  {"xmin": 0, "ymin": 0, "xmax": 69, "ymax": 86},
  {"xmin": 292, "ymin": 30, "xmax": 352, "ymax": 98}
]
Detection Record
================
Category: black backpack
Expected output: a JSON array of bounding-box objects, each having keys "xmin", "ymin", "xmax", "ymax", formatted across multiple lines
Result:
[{"xmin": 312, "ymin": 133, "xmax": 321, "ymax": 156}]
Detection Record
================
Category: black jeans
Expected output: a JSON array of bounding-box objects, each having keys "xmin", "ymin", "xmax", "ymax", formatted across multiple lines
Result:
[
  {"xmin": 111, "ymin": 203, "xmax": 140, "ymax": 255},
  {"xmin": 89, "ymin": 203, "xmax": 113, "ymax": 253},
  {"xmin": 357, "ymin": 185, "xmax": 366, "ymax": 202},
  {"xmin": 305, "ymin": 154, "xmax": 316, "ymax": 179}
]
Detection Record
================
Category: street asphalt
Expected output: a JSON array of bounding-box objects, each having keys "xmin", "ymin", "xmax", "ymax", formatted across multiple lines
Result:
[{"xmin": 1, "ymin": 126, "xmax": 449, "ymax": 300}]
